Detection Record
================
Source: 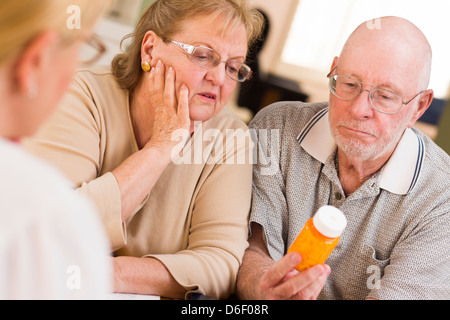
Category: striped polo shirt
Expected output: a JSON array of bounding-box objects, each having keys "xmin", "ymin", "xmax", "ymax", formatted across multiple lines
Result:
[{"xmin": 249, "ymin": 101, "xmax": 450, "ymax": 300}]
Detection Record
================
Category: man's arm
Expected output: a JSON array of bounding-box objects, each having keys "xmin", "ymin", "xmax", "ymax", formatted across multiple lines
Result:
[
  {"xmin": 236, "ymin": 223, "xmax": 276, "ymax": 299},
  {"xmin": 237, "ymin": 223, "xmax": 330, "ymax": 300}
]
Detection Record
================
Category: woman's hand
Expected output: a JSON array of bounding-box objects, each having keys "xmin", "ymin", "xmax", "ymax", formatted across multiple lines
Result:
[
  {"xmin": 112, "ymin": 60, "xmax": 191, "ymax": 222},
  {"xmin": 144, "ymin": 60, "xmax": 191, "ymax": 157}
]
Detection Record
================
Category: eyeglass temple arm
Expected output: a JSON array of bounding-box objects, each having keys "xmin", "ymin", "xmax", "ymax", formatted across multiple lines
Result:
[
  {"xmin": 327, "ymin": 66, "xmax": 337, "ymax": 78},
  {"xmin": 171, "ymin": 40, "xmax": 195, "ymax": 54},
  {"xmin": 403, "ymin": 91, "xmax": 424, "ymax": 105}
]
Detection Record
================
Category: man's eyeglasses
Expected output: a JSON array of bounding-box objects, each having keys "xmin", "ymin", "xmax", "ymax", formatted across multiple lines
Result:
[
  {"xmin": 79, "ymin": 35, "xmax": 106, "ymax": 66},
  {"xmin": 327, "ymin": 67, "xmax": 423, "ymax": 115},
  {"xmin": 169, "ymin": 40, "xmax": 252, "ymax": 82}
]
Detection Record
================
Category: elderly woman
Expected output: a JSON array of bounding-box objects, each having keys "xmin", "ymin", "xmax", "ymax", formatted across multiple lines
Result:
[
  {"xmin": 0, "ymin": 0, "xmax": 112, "ymax": 299},
  {"xmin": 25, "ymin": 0, "xmax": 263, "ymax": 299}
]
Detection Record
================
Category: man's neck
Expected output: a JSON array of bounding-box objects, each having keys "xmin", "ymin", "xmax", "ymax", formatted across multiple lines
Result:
[{"xmin": 337, "ymin": 149, "xmax": 393, "ymax": 195}]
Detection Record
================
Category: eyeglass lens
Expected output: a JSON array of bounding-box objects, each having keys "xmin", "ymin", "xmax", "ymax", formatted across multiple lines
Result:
[
  {"xmin": 330, "ymin": 75, "xmax": 403, "ymax": 114},
  {"xmin": 190, "ymin": 46, "xmax": 251, "ymax": 82}
]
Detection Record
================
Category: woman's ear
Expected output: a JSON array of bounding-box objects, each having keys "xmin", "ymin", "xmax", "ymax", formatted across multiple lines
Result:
[
  {"xmin": 141, "ymin": 31, "xmax": 160, "ymax": 65},
  {"xmin": 15, "ymin": 31, "xmax": 58, "ymax": 99}
]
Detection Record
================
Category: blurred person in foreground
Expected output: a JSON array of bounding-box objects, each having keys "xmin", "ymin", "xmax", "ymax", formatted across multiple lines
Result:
[
  {"xmin": 24, "ymin": 0, "xmax": 264, "ymax": 299},
  {"xmin": 237, "ymin": 16, "xmax": 449, "ymax": 300},
  {"xmin": 0, "ymin": 0, "xmax": 112, "ymax": 299}
]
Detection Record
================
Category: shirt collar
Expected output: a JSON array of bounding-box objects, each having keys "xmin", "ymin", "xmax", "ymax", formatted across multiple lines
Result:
[{"xmin": 297, "ymin": 107, "xmax": 425, "ymax": 195}]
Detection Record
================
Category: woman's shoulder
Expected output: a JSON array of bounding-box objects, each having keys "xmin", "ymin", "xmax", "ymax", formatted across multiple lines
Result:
[
  {"xmin": 65, "ymin": 65, "xmax": 130, "ymax": 118},
  {"xmin": 0, "ymin": 138, "xmax": 69, "ymax": 188},
  {"xmin": 204, "ymin": 106, "xmax": 249, "ymax": 132},
  {"xmin": 0, "ymin": 139, "xmax": 85, "ymax": 221},
  {"xmin": 0, "ymin": 138, "xmax": 104, "ymax": 242},
  {"xmin": 72, "ymin": 65, "xmax": 124, "ymax": 95}
]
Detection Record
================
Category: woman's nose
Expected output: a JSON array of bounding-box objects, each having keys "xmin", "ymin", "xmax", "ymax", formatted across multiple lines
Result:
[{"xmin": 205, "ymin": 62, "xmax": 227, "ymax": 86}]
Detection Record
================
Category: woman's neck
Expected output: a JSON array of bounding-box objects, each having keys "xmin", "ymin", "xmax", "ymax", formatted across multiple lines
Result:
[{"xmin": 0, "ymin": 67, "xmax": 21, "ymax": 142}]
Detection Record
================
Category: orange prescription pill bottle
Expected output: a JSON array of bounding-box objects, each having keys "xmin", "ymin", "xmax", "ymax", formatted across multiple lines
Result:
[{"xmin": 287, "ymin": 206, "xmax": 347, "ymax": 272}]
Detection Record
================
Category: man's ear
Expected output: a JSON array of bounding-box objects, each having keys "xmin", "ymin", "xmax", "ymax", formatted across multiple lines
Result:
[
  {"xmin": 141, "ymin": 31, "xmax": 160, "ymax": 66},
  {"xmin": 330, "ymin": 56, "xmax": 339, "ymax": 73},
  {"xmin": 408, "ymin": 89, "xmax": 434, "ymax": 128},
  {"xmin": 14, "ymin": 31, "xmax": 58, "ymax": 97}
]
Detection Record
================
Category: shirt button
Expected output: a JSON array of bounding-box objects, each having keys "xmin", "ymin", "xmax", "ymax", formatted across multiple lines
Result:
[{"xmin": 335, "ymin": 192, "xmax": 343, "ymax": 200}]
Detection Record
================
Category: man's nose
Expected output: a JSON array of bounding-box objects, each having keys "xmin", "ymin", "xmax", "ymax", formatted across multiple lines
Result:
[{"xmin": 348, "ymin": 89, "xmax": 374, "ymax": 119}]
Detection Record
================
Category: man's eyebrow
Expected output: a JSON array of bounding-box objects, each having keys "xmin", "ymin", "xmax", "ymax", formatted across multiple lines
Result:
[{"xmin": 346, "ymin": 72, "xmax": 403, "ymax": 94}]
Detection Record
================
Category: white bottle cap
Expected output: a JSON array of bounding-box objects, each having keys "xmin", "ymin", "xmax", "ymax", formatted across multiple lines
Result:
[{"xmin": 312, "ymin": 206, "xmax": 347, "ymax": 238}]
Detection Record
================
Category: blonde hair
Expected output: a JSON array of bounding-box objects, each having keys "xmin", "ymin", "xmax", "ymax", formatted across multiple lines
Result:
[
  {"xmin": 112, "ymin": 0, "xmax": 264, "ymax": 92},
  {"xmin": 0, "ymin": 0, "xmax": 111, "ymax": 66}
]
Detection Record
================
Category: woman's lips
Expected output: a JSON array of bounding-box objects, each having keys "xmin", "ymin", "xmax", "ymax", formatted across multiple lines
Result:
[{"xmin": 198, "ymin": 92, "xmax": 217, "ymax": 102}]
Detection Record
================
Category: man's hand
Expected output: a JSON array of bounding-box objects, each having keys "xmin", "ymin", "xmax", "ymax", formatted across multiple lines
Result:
[
  {"xmin": 237, "ymin": 223, "xmax": 330, "ymax": 300},
  {"xmin": 259, "ymin": 252, "xmax": 330, "ymax": 300}
]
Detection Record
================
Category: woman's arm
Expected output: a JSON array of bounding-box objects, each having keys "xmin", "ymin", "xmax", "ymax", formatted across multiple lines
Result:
[
  {"xmin": 113, "ymin": 256, "xmax": 186, "ymax": 299},
  {"xmin": 113, "ymin": 62, "xmax": 190, "ymax": 222}
]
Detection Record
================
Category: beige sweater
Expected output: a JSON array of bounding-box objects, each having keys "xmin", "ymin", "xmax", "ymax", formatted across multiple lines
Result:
[{"xmin": 24, "ymin": 66, "xmax": 253, "ymax": 299}]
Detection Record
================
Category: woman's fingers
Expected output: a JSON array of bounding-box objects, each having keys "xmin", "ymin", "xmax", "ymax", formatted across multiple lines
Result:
[
  {"xmin": 178, "ymin": 84, "xmax": 190, "ymax": 128},
  {"xmin": 164, "ymin": 66, "xmax": 176, "ymax": 113},
  {"xmin": 149, "ymin": 60, "xmax": 164, "ymax": 97}
]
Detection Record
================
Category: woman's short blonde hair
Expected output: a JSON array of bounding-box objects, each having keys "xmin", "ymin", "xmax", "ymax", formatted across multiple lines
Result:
[
  {"xmin": 112, "ymin": 0, "xmax": 264, "ymax": 91},
  {"xmin": 0, "ymin": 0, "xmax": 110, "ymax": 66}
]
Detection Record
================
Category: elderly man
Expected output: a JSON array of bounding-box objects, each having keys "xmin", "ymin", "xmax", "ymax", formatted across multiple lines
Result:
[{"xmin": 236, "ymin": 16, "xmax": 450, "ymax": 300}]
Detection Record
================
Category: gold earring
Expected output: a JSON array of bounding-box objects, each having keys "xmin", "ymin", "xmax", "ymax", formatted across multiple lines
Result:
[{"xmin": 141, "ymin": 61, "xmax": 151, "ymax": 72}]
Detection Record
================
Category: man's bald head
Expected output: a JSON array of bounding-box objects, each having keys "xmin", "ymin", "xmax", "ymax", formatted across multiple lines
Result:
[{"xmin": 339, "ymin": 16, "xmax": 432, "ymax": 92}]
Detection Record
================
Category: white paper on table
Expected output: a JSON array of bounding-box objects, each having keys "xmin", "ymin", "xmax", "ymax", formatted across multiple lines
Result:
[{"xmin": 107, "ymin": 293, "xmax": 160, "ymax": 300}]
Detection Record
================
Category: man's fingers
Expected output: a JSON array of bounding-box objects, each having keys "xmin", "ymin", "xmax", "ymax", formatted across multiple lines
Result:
[
  {"xmin": 290, "ymin": 264, "xmax": 330, "ymax": 300},
  {"xmin": 260, "ymin": 252, "xmax": 302, "ymax": 289},
  {"xmin": 270, "ymin": 264, "xmax": 330, "ymax": 300}
]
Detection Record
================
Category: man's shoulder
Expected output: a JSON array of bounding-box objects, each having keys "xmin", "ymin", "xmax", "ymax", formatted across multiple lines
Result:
[
  {"xmin": 414, "ymin": 128, "xmax": 450, "ymax": 186},
  {"xmin": 414, "ymin": 127, "xmax": 450, "ymax": 174},
  {"xmin": 249, "ymin": 101, "xmax": 328, "ymax": 130}
]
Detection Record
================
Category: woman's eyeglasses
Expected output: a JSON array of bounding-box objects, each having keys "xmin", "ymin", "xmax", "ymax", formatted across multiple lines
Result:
[{"xmin": 169, "ymin": 40, "xmax": 252, "ymax": 83}]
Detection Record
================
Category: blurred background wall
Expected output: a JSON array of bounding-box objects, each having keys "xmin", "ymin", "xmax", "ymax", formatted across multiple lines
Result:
[{"xmin": 89, "ymin": 0, "xmax": 450, "ymax": 154}]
